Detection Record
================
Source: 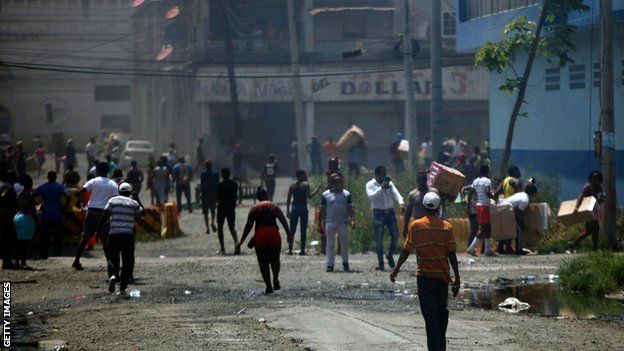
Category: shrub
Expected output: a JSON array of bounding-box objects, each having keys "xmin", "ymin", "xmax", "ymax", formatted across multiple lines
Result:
[{"xmin": 558, "ymin": 252, "xmax": 624, "ymax": 296}]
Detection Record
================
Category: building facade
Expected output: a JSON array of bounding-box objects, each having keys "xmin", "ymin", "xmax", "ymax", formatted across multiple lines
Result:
[
  {"xmin": 0, "ymin": 0, "xmax": 135, "ymax": 149},
  {"xmin": 132, "ymin": 0, "xmax": 490, "ymax": 171},
  {"xmin": 456, "ymin": 0, "xmax": 624, "ymax": 201}
]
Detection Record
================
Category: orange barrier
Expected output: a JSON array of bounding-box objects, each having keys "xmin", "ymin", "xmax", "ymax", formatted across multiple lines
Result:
[
  {"xmin": 448, "ymin": 218, "xmax": 471, "ymax": 251},
  {"xmin": 161, "ymin": 202, "xmax": 183, "ymax": 237}
]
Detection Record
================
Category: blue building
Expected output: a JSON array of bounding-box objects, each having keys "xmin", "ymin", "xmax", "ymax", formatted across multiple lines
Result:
[{"xmin": 455, "ymin": 0, "xmax": 624, "ymax": 202}]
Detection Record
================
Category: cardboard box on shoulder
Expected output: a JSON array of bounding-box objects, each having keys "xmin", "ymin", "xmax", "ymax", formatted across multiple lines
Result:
[
  {"xmin": 557, "ymin": 197, "xmax": 599, "ymax": 227},
  {"xmin": 335, "ymin": 125, "xmax": 365, "ymax": 159},
  {"xmin": 397, "ymin": 139, "xmax": 409, "ymax": 160},
  {"xmin": 427, "ymin": 162, "xmax": 466, "ymax": 198},
  {"xmin": 490, "ymin": 203, "xmax": 517, "ymax": 241}
]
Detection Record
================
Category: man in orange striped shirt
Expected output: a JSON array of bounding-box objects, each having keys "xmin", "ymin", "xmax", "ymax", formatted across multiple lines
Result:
[{"xmin": 390, "ymin": 192, "xmax": 460, "ymax": 351}]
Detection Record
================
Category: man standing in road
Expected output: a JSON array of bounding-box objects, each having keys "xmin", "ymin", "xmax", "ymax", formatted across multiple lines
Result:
[
  {"xmin": 99, "ymin": 182, "xmax": 145, "ymax": 294},
  {"xmin": 403, "ymin": 171, "xmax": 441, "ymax": 237},
  {"xmin": 216, "ymin": 168, "xmax": 239, "ymax": 255},
  {"xmin": 261, "ymin": 154, "xmax": 279, "ymax": 202},
  {"xmin": 33, "ymin": 171, "xmax": 69, "ymax": 259},
  {"xmin": 200, "ymin": 160, "xmax": 219, "ymax": 234},
  {"xmin": 366, "ymin": 166, "xmax": 404, "ymax": 271},
  {"xmin": 390, "ymin": 192, "xmax": 460, "ymax": 351},
  {"xmin": 172, "ymin": 157, "xmax": 193, "ymax": 213},
  {"xmin": 73, "ymin": 162, "xmax": 119, "ymax": 270},
  {"xmin": 318, "ymin": 174, "xmax": 355, "ymax": 272},
  {"xmin": 307, "ymin": 136, "xmax": 323, "ymax": 176},
  {"xmin": 286, "ymin": 170, "xmax": 321, "ymax": 255}
]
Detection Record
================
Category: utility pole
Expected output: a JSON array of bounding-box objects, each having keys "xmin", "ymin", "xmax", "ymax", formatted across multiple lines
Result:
[
  {"xmin": 222, "ymin": 0, "xmax": 242, "ymax": 143},
  {"xmin": 599, "ymin": 0, "xmax": 617, "ymax": 249},
  {"xmin": 403, "ymin": 0, "xmax": 417, "ymax": 169},
  {"xmin": 287, "ymin": 0, "xmax": 307, "ymax": 171},
  {"xmin": 430, "ymin": 0, "xmax": 443, "ymax": 163}
]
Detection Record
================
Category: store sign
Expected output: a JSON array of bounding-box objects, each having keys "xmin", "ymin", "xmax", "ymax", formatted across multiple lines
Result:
[{"xmin": 197, "ymin": 66, "xmax": 487, "ymax": 102}]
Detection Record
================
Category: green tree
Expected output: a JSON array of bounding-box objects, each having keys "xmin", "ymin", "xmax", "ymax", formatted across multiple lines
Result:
[{"xmin": 474, "ymin": 0, "xmax": 589, "ymax": 178}]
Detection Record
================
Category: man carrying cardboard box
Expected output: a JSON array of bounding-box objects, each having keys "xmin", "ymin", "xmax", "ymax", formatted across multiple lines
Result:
[
  {"xmin": 500, "ymin": 182, "xmax": 538, "ymax": 255},
  {"xmin": 568, "ymin": 171, "xmax": 605, "ymax": 251}
]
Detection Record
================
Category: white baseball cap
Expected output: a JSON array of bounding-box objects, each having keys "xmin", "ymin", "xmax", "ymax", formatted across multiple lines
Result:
[
  {"xmin": 119, "ymin": 182, "xmax": 133, "ymax": 193},
  {"xmin": 423, "ymin": 192, "xmax": 441, "ymax": 210}
]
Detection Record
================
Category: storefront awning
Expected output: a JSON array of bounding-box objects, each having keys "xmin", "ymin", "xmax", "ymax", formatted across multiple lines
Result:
[{"xmin": 310, "ymin": 7, "xmax": 395, "ymax": 16}]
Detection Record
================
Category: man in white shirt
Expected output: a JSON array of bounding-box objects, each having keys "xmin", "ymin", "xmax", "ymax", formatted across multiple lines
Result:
[
  {"xmin": 501, "ymin": 183, "xmax": 538, "ymax": 255},
  {"xmin": 466, "ymin": 164, "xmax": 496, "ymax": 256},
  {"xmin": 366, "ymin": 165, "xmax": 405, "ymax": 270},
  {"xmin": 72, "ymin": 162, "xmax": 119, "ymax": 270}
]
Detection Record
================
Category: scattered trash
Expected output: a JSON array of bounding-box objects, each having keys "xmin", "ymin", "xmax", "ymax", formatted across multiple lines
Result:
[
  {"xmin": 556, "ymin": 316, "xmax": 566, "ymax": 320},
  {"xmin": 310, "ymin": 241, "xmax": 319, "ymax": 246},
  {"xmin": 498, "ymin": 297, "xmax": 530, "ymax": 313},
  {"xmin": 467, "ymin": 259, "xmax": 476, "ymax": 265},
  {"xmin": 159, "ymin": 255, "xmax": 166, "ymax": 259},
  {"xmin": 129, "ymin": 289, "xmax": 141, "ymax": 298},
  {"xmin": 565, "ymin": 250, "xmax": 572, "ymax": 255},
  {"xmin": 27, "ymin": 311, "xmax": 33, "ymax": 316},
  {"xmin": 73, "ymin": 295, "xmax": 86, "ymax": 301},
  {"xmin": 258, "ymin": 317, "xmax": 267, "ymax": 324},
  {"xmin": 184, "ymin": 290, "xmax": 192, "ymax": 295},
  {"xmin": 395, "ymin": 281, "xmax": 406, "ymax": 286},
  {"xmin": 525, "ymin": 275, "xmax": 537, "ymax": 284},
  {"xmin": 547, "ymin": 274, "xmax": 560, "ymax": 283},
  {"xmin": 237, "ymin": 308, "xmax": 247, "ymax": 315}
]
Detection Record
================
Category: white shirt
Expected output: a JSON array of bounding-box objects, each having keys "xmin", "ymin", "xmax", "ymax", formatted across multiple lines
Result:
[
  {"xmin": 366, "ymin": 179, "xmax": 404, "ymax": 210},
  {"xmin": 471, "ymin": 176, "xmax": 492, "ymax": 205},
  {"xmin": 85, "ymin": 142, "xmax": 95, "ymax": 157},
  {"xmin": 83, "ymin": 176, "xmax": 119, "ymax": 209},
  {"xmin": 502, "ymin": 192, "xmax": 529, "ymax": 211}
]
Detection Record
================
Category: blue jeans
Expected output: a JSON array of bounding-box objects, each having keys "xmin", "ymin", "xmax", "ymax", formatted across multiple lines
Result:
[
  {"xmin": 373, "ymin": 209, "xmax": 399, "ymax": 266},
  {"xmin": 289, "ymin": 206, "xmax": 309, "ymax": 252},
  {"xmin": 176, "ymin": 184, "xmax": 192, "ymax": 213}
]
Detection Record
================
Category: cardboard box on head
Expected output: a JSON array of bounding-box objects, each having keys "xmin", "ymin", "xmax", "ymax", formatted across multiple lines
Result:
[
  {"xmin": 557, "ymin": 197, "xmax": 599, "ymax": 227},
  {"xmin": 427, "ymin": 162, "xmax": 466, "ymax": 198},
  {"xmin": 490, "ymin": 203, "xmax": 516, "ymax": 241},
  {"xmin": 335, "ymin": 125, "xmax": 364, "ymax": 160}
]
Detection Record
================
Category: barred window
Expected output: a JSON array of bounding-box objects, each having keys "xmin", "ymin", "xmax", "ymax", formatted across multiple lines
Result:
[
  {"xmin": 568, "ymin": 64, "xmax": 586, "ymax": 90},
  {"xmin": 545, "ymin": 67, "xmax": 560, "ymax": 91}
]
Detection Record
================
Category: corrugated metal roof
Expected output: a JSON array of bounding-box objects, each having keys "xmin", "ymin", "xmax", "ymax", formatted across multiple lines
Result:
[{"xmin": 310, "ymin": 7, "xmax": 395, "ymax": 16}]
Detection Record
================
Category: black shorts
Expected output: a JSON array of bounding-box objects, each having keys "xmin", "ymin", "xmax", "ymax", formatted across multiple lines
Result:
[
  {"xmin": 217, "ymin": 208, "xmax": 236, "ymax": 227},
  {"xmin": 202, "ymin": 199, "xmax": 216, "ymax": 214},
  {"xmin": 83, "ymin": 208, "xmax": 105, "ymax": 238}
]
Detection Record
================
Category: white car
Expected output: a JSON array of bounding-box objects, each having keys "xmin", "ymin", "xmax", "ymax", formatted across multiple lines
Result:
[{"xmin": 119, "ymin": 140, "xmax": 154, "ymax": 169}]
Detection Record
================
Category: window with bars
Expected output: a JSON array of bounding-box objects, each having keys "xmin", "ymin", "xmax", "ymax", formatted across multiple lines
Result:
[
  {"xmin": 545, "ymin": 67, "xmax": 560, "ymax": 91},
  {"xmin": 593, "ymin": 63, "xmax": 600, "ymax": 88},
  {"xmin": 442, "ymin": 12, "xmax": 457, "ymax": 37},
  {"xmin": 466, "ymin": 0, "xmax": 539, "ymax": 20},
  {"xmin": 568, "ymin": 64, "xmax": 586, "ymax": 90}
]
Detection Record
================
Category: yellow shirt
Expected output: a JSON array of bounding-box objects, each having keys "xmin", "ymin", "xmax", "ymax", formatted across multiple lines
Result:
[{"xmin": 502, "ymin": 176, "xmax": 518, "ymax": 199}]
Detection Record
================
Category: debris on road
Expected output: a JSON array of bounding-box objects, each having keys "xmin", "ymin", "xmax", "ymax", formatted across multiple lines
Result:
[{"xmin": 498, "ymin": 297, "xmax": 530, "ymax": 313}]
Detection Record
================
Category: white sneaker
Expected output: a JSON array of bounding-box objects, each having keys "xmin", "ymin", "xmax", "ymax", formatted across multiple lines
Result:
[{"xmin": 108, "ymin": 276, "xmax": 116, "ymax": 293}]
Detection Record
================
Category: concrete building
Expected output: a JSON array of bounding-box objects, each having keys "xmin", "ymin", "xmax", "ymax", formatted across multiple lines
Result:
[
  {"xmin": 132, "ymin": 0, "xmax": 490, "ymax": 172},
  {"xmin": 455, "ymin": 0, "xmax": 624, "ymax": 201},
  {"xmin": 0, "ymin": 0, "xmax": 135, "ymax": 150}
]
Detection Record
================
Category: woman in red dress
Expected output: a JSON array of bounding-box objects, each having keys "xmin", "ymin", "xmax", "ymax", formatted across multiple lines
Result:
[{"xmin": 237, "ymin": 187, "xmax": 292, "ymax": 294}]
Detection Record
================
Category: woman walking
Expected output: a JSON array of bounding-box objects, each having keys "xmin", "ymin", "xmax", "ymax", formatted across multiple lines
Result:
[{"xmin": 237, "ymin": 187, "xmax": 292, "ymax": 294}]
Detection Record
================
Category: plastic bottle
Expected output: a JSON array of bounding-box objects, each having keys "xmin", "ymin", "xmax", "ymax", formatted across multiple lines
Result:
[{"xmin": 129, "ymin": 289, "xmax": 141, "ymax": 297}]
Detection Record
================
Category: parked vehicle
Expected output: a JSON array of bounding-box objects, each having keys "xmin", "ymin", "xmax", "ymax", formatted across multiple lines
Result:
[{"xmin": 119, "ymin": 140, "xmax": 154, "ymax": 169}]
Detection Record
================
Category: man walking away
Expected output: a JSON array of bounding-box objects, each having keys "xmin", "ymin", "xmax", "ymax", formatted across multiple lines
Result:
[
  {"xmin": 366, "ymin": 166, "xmax": 405, "ymax": 270},
  {"xmin": 99, "ymin": 182, "xmax": 144, "ymax": 293},
  {"xmin": 307, "ymin": 136, "xmax": 323, "ymax": 176},
  {"xmin": 216, "ymin": 168, "xmax": 239, "ymax": 255},
  {"xmin": 85, "ymin": 137, "xmax": 96, "ymax": 175},
  {"xmin": 172, "ymin": 157, "xmax": 193, "ymax": 213},
  {"xmin": 153, "ymin": 157, "xmax": 170, "ymax": 205},
  {"xmin": 126, "ymin": 160, "xmax": 144, "ymax": 195},
  {"xmin": 466, "ymin": 164, "xmax": 496, "ymax": 256},
  {"xmin": 33, "ymin": 171, "xmax": 68, "ymax": 259},
  {"xmin": 200, "ymin": 160, "xmax": 219, "ymax": 234},
  {"xmin": 73, "ymin": 162, "xmax": 119, "ymax": 270},
  {"xmin": 389, "ymin": 133, "xmax": 404, "ymax": 173},
  {"xmin": 65, "ymin": 139, "xmax": 77, "ymax": 170},
  {"xmin": 403, "ymin": 171, "xmax": 441, "ymax": 237},
  {"xmin": 318, "ymin": 174, "xmax": 355, "ymax": 272},
  {"xmin": 390, "ymin": 192, "xmax": 460, "ymax": 351},
  {"xmin": 0, "ymin": 170, "xmax": 18, "ymax": 269},
  {"xmin": 261, "ymin": 154, "xmax": 279, "ymax": 201},
  {"xmin": 286, "ymin": 170, "xmax": 321, "ymax": 255}
]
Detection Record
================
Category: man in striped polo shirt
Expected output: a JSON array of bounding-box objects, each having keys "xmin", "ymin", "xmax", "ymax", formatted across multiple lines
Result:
[
  {"xmin": 98, "ymin": 182, "xmax": 145, "ymax": 293},
  {"xmin": 390, "ymin": 192, "xmax": 460, "ymax": 351}
]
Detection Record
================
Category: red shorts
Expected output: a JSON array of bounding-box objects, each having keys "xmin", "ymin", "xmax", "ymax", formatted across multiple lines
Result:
[
  {"xmin": 476, "ymin": 205, "xmax": 491, "ymax": 225},
  {"xmin": 253, "ymin": 226, "xmax": 281, "ymax": 248}
]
